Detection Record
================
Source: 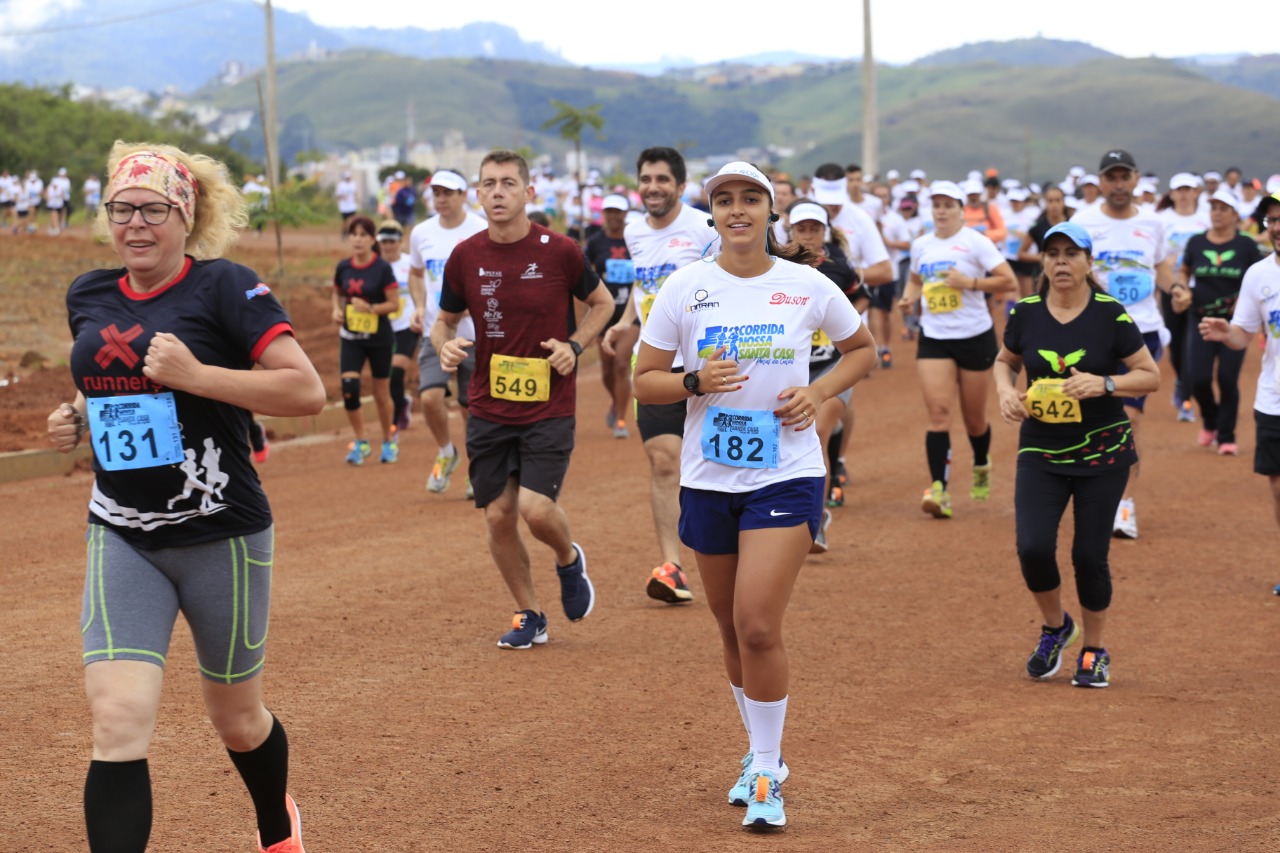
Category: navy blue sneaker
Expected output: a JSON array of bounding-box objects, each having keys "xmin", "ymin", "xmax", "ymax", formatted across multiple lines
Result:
[
  {"xmin": 497, "ymin": 610, "xmax": 547, "ymax": 650},
  {"xmin": 556, "ymin": 543, "xmax": 595, "ymax": 622},
  {"xmin": 1026, "ymin": 612, "xmax": 1080, "ymax": 679},
  {"xmin": 1071, "ymin": 647, "xmax": 1111, "ymax": 688}
]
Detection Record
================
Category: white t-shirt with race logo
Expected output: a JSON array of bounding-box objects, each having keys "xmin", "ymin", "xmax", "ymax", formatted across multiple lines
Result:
[
  {"xmin": 909, "ymin": 227, "xmax": 1006, "ymax": 340},
  {"xmin": 1003, "ymin": 206, "xmax": 1039, "ymax": 261},
  {"xmin": 1230, "ymin": 255, "xmax": 1280, "ymax": 416},
  {"xmin": 335, "ymin": 178, "xmax": 358, "ymax": 214},
  {"xmin": 1071, "ymin": 205, "xmax": 1169, "ymax": 335},
  {"xmin": 410, "ymin": 211, "xmax": 488, "ymax": 339},
  {"xmin": 879, "ymin": 209, "xmax": 912, "ymax": 267},
  {"xmin": 387, "ymin": 253, "xmax": 415, "ymax": 333},
  {"xmin": 641, "ymin": 257, "xmax": 862, "ymax": 492},
  {"xmin": 625, "ymin": 203, "xmax": 719, "ymax": 368},
  {"xmin": 830, "ymin": 203, "xmax": 890, "ymax": 271},
  {"xmin": 46, "ymin": 176, "xmax": 70, "ymax": 208},
  {"xmin": 1159, "ymin": 209, "xmax": 1211, "ymax": 268}
]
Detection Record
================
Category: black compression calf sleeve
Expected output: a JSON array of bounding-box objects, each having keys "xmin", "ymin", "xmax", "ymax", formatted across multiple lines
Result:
[
  {"xmin": 968, "ymin": 426, "xmax": 992, "ymax": 467},
  {"xmin": 390, "ymin": 366, "xmax": 406, "ymax": 424},
  {"xmin": 227, "ymin": 715, "xmax": 291, "ymax": 848},
  {"xmin": 925, "ymin": 430, "xmax": 951, "ymax": 488},
  {"xmin": 85, "ymin": 759, "xmax": 151, "ymax": 853}
]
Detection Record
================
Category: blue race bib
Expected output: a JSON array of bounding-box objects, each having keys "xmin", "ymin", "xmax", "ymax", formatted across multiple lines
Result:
[
  {"xmin": 700, "ymin": 406, "xmax": 780, "ymax": 469},
  {"xmin": 604, "ymin": 257, "xmax": 635, "ymax": 286},
  {"xmin": 1111, "ymin": 271, "xmax": 1154, "ymax": 306},
  {"xmin": 87, "ymin": 392, "xmax": 185, "ymax": 471}
]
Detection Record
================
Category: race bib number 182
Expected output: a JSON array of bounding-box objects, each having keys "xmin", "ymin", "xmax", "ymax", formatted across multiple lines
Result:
[{"xmin": 700, "ymin": 406, "xmax": 780, "ymax": 469}]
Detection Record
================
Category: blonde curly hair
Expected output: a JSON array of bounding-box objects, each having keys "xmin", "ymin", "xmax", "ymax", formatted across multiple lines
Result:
[{"xmin": 94, "ymin": 140, "xmax": 248, "ymax": 259}]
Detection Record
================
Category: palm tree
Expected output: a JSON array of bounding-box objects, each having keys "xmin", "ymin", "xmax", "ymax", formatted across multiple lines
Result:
[{"xmin": 543, "ymin": 99, "xmax": 605, "ymax": 244}]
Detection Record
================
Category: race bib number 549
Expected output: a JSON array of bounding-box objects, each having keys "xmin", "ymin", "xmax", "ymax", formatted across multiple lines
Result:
[{"xmin": 489, "ymin": 355, "xmax": 551, "ymax": 402}]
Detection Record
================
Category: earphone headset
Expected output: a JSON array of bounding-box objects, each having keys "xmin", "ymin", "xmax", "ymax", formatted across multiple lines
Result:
[{"xmin": 707, "ymin": 213, "xmax": 780, "ymax": 227}]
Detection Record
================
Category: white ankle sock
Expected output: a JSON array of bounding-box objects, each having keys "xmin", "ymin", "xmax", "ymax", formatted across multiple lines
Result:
[
  {"xmin": 745, "ymin": 695, "xmax": 788, "ymax": 774},
  {"xmin": 730, "ymin": 683, "xmax": 750, "ymax": 738},
  {"xmin": 440, "ymin": 442, "xmax": 455, "ymax": 457}
]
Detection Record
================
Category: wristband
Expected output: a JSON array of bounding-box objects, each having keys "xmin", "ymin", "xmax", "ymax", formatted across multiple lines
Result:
[{"xmin": 568, "ymin": 340, "xmax": 583, "ymax": 359}]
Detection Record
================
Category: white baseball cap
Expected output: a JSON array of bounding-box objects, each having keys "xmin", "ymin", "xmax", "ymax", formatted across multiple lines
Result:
[
  {"xmin": 961, "ymin": 179, "xmax": 983, "ymax": 196},
  {"xmin": 1204, "ymin": 171, "xmax": 1223, "ymax": 181},
  {"xmin": 1169, "ymin": 172, "xmax": 1198, "ymax": 190},
  {"xmin": 430, "ymin": 170, "xmax": 468, "ymax": 192},
  {"xmin": 788, "ymin": 202, "xmax": 829, "ymax": 226},
  {"xmin": 1209, "ymin": 188, "xmax": 1242, "ymax": 214},
  {"xmin": 909, "ymin": 169, "xmax": 926, "ymax": 180},
  {"xmin": 703, "ymin": 161, "xmax": 775, "ymax": 203},
  {"xmin": 810, "ymin": 176, "xmax": 847, "ymax": 206},
  {"xmin": 602, "ymin": 194, "xmax": 629, "ymax": 211},
  {"xmin": 1080, "ymin": 174, "xmax": 1100, "ymax": 187},
  {"xmin": 1006, "ymin": 187, "xmax": 1030, "ymax": 202},
  {"xmin": 930, "ymin": 180, "xmax": 966, "ymax": 202},
  {"xmin": 886, "ymin": 169, "xmax": 900, "ymax": 180}
]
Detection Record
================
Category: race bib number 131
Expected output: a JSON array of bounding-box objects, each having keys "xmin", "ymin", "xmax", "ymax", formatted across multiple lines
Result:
[{"xmin": 87, "ymin": 392, "xmax": 185, "ymax": 471}]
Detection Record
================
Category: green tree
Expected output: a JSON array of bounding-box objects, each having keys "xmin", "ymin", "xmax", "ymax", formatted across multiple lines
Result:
[{"xmin": 542, "ymin": 99, "xmax": 604, "ymax": 244}]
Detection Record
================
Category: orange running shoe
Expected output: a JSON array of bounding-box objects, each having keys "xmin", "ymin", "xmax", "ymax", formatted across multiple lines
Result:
[
  {"xmin": 646, "ymin": 562, "xmax": 694, "ymax": 604},
  {"xmin": 259, "ymin": 793, "xmax": 305, "ymax": 853}
]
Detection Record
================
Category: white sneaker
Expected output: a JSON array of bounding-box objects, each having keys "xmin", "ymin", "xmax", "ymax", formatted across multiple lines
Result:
[
  {"xmin": 809, "ymin": 509, "xmax": 832, "ymax": 554},
  {"xmin": 1113, "ymin": 498, "xmax": 1138, "ymax": 539}
]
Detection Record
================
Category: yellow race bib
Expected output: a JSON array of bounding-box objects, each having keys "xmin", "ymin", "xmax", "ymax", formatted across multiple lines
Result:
[
  {"xmin": 1025, "ymin": 378, "xmax": 1082, "ymax": 423},
  {"xmin": 923, "ymin": 282, "xmax": 963, "ymax": 314},
  {"xmin": 811, "ymin": 329, "xmax": 832, "ymax": 346},
  {"xmin": 389, "ymin": 296, "xmax": 406, "ymax": 321},
  {"xmin": 345, "ymin": 304, "xmax": 379, "ymax": 334},
  {"xmin": 489, "ymin": 355, "xmax": 551, "ymax": 402}
]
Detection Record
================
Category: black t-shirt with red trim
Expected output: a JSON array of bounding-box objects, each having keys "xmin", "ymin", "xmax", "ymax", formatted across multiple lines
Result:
[
  {"xmin": 440, "ymin": 222, "xmax": 600, "ymax": 424},
  {"xmin": 334, "ymin": 255, "xmax": 398, "ymax": 345},
  {"xmin": 67, "ymin": 256, "xmax": 293, "ymax": 549}
]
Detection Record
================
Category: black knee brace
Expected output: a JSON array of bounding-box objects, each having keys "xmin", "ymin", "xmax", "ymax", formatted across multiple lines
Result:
[{"xmin": 342, "ymin": 376, "xmax": 362, "ymax": 411}]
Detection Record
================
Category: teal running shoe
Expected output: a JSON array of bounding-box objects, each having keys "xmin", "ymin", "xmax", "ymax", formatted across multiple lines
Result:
[
  {"xmin": 345, "ymin": 440, "xmax": 371, "ymax": 465},
  {"xmin": 729, "ymin": 752, "xmax": 789, "ymax": 806},
  {"xmin": 742, "ymin": 770, "xmax": 786, "ymax": 830}
]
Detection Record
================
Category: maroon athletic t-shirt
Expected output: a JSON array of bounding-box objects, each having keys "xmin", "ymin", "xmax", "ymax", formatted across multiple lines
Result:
[{"xmin": 440, "ymin": 222, "xmax": 599, "ymax": 424}]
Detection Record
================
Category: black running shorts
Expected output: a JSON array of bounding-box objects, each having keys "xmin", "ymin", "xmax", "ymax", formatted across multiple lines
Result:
[
  {"xmin": 466, "ymin": 415, "xmax": 576, "ymax": 508},
  {"xmin": 916, "ymin": 327, "xmax": 998, "ymax": 372}
]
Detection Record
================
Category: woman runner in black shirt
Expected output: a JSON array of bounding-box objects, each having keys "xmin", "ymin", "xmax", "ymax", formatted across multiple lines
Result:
[{"xmin": 994, "ymin": 222, "xmax": 1159, "ymax": 689}]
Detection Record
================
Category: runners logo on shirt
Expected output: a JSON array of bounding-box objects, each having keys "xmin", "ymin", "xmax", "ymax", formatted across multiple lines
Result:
[
  {"xmin": 686, "ymin": 288, "xmax": 720, "ymax": 313},
  {"xmin": 1203, "ymin": 249, "xmax": 1236, "ymax": 267},
  {"xmin": 1037, "ymin": 348, "xmax": 1085, "ymax": 374},
  {"xmin": 521, "ymin": 263, "xmax": 543, "ymax": 280},
  {"xmin": 667, "ymin": 238, "xmax": 693, "ymax": 249}
]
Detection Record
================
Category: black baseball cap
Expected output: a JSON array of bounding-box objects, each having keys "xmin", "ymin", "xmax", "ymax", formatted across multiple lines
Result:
[{"xmin": 1098, "ymin": 149, "xmax": 1137, "ymax": 175}]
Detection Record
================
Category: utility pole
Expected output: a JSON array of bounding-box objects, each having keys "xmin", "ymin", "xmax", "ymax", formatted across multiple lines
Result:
[
  {"xmin": 861, "ymin": 0, "xmax": 879, "ymax": 178},
  {"xmin": 263, "ymin": 0, "xmax": 283, "ymax": 278}
]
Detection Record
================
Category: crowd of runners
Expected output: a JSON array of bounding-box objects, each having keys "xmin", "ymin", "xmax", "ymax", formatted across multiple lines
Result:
[{"xmin": 39, "ymin": 138, "xmax": 1280, "ymax": 847}]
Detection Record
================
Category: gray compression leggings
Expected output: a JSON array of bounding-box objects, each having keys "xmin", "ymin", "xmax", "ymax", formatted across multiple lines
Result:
[{"xmin": 81, "ymin": 525, "xmax": 274, "ymax": 684}]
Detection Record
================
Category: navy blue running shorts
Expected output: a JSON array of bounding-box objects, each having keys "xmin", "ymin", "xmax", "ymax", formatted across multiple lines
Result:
[
  {"xmin": 1118, "ymin": 330, "xmax": 1163, "ymax": 412},
  {"xmin": 679, "ymin": 477, "xmax": 824, "ymax": 555}
]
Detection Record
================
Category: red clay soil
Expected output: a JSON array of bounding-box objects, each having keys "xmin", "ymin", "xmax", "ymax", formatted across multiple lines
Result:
[{"xmin": 3, "ymin": 230, "xmax": 1279, "ymax": 851}]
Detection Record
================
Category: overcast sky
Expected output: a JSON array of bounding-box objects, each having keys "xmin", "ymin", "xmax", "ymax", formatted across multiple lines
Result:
[{"xmin": 270, "ymin": 0, "xmax": 1268, "ymax": 66}]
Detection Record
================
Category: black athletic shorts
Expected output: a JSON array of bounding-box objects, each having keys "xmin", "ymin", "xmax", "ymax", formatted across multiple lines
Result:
[
  {"xmin": 466, "ymin": 415, "xmax": 576, "ymax": 508},
  {"xmin": 340, "ymin": 338, "xmax": 393, "ymax": 379},
  {"xmin": 637, "ymin": 399, "xmax": 687, "ymax": 442},
  {"xmin": 1254, "ymin": 410, "xmax": 1280, "ymax": 476},
  {"xmin": 916, "ymin": 327, "xmax": 998, "ymax": 372},
  {"xmin": 867, "ymin": 281, "xmax": 896, "ymax": 313},
  {"xmin": 394, "ymin": 329, "xmax": 421, "ymax": 360}
]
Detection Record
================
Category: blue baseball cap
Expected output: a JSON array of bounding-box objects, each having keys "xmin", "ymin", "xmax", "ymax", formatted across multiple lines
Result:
[{"xmin": 1043, "ymin": 222, "xmax": 1093, "ymax": 253}]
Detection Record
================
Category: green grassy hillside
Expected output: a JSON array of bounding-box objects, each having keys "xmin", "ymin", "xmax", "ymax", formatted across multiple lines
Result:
[{"xmin": 206, "ymin": 52, "xmax": 1280, "ymax": 181}]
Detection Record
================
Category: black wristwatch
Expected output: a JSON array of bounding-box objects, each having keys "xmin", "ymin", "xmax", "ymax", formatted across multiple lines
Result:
[
  {"xmin": 683, "ymin": 370, "xmax": 704, "ymax": 397},
  {"xmin": 1103, "ymin": 376, "xmax": 1115, "ymax": 396},
  {"xmin": 567, "ymin": 340, "xmax": 583, "ymax": 359}
]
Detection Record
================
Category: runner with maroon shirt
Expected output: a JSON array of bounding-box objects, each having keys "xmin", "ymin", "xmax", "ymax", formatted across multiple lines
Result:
[{"xmin": 429, "ymin": 149, "xmax": 614, "ymax": 649}]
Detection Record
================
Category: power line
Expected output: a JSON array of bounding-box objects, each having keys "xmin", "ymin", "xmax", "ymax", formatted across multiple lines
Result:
[{"xmin": 0, "ymin": 0, "xmax": 222, "ymax": 37}]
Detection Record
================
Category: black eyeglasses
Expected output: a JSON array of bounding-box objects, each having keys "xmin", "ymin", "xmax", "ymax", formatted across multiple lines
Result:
[
  {"xmin": 1264, "ymin": 217, "xmax": 1280, "ymax": 228},
  {"xmin": 104, "ymin": 201, "xmax": 179, "ymax": 225}
]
